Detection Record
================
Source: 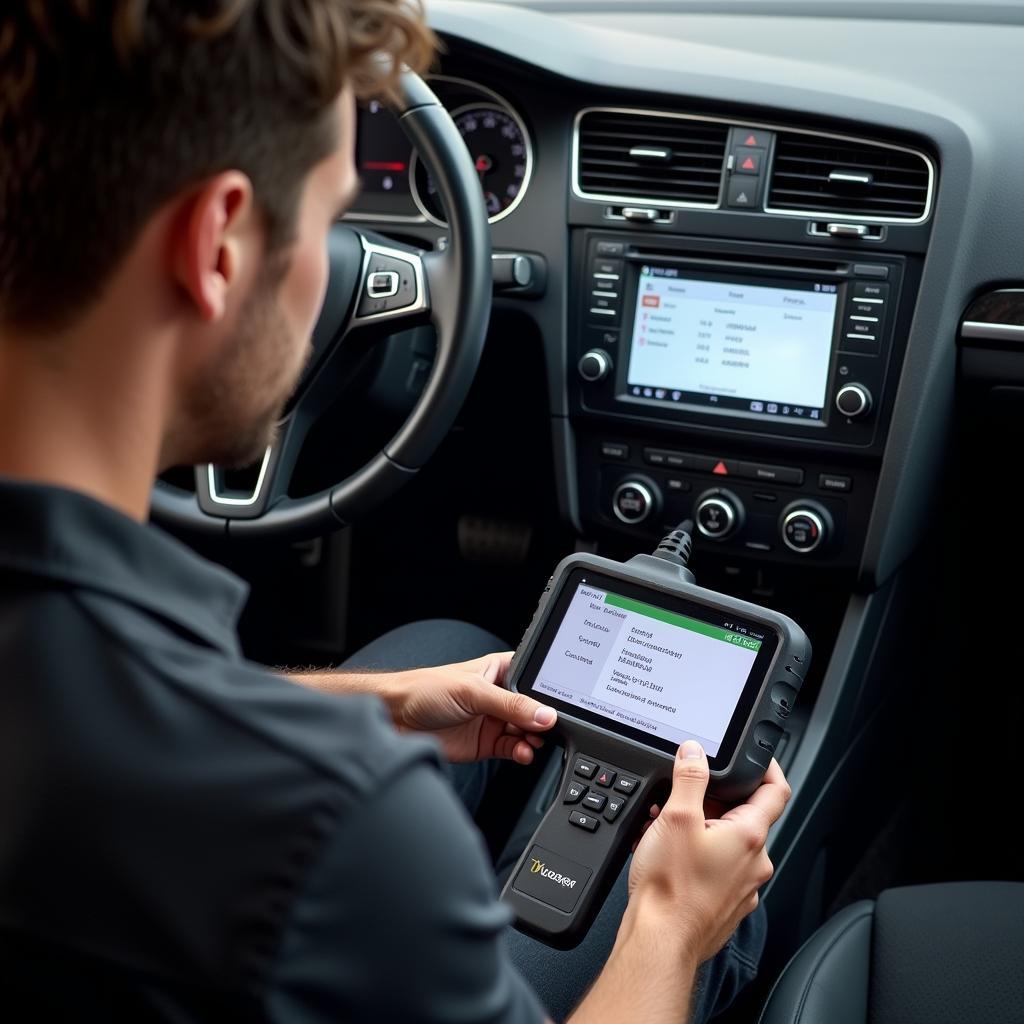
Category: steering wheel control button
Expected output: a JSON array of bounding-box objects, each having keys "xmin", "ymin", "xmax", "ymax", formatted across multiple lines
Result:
[
  {"xmin": 603, "ymin": 796, "xmax": 627, "ymax": 823},
  {"xmin": 367, "ymin": 270, "xmax": 399, "ymax": 299},
  {"xmin": 513, "ymin": 845, "xmax": 592, "ymax": 914},
  {"xmin": 563, "ymin": 781, "xmax": 588, "ymax": 804},
  {"xmin": 781, "ymin": 504, "xmax": 832, "ymax": 554},
  {"xmin": 836, "ymin": 383, "xmax": 873, "ymax": 419},
  {"xmin": 569, "ymin": 810, "xmax": 600, "ymax": 833},
  {"xmin": 613, "ymin": 775, "xmax": 639, "ymax": 796},
  {"xmin": 578, "ymin": 349, "xmax": 612, "ymax": 382},
  {"xmin": 694, "ymin": 490, "xmax": 744, "ymax": 541},
  {"xmin": 582, "ymin": 792, "xmax": 607, "ymax": 813},
  {"xmin": 356, "ymin": 252, "xmax": 418, "ymax": 317},
  {"xmin": 594, "ymin": 768, "xmax": 616, "ymax": 788},
  {"xmin": 612, "ymin": 480, "xmax": 657, "ymax": 525},
  {"xmin": 573, "ymin": 758, "xmax": 598, "ymax": 780}
]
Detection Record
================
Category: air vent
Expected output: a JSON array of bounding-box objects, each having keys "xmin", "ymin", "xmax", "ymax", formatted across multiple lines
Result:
[
  {"xmin": 767, "ymin": 132, "xmax": 932, "ymax": 221},
  {"xmin": 576, "ymin": 109, "xmax": 728, "ymax": 207}
]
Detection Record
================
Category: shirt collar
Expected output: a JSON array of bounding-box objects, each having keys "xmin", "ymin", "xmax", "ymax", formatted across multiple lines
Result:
[{"xmin": 0, "ymin": 477, "xmax": 248, "ymax": 654}]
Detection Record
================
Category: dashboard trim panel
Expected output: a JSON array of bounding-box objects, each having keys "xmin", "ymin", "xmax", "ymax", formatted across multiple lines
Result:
[{"xmin": 572, "ymin": 106, "xmax": 936, "ymax": 225}]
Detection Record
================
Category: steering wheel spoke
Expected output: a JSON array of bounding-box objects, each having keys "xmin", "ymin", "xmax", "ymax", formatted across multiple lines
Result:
[
  {"xmin": 194, "ymin": 412, "xmax": 310, "ymax": 521},
  {"xmin": 346, "ymin": 233, "xmax": 431, "ymax": 337}
]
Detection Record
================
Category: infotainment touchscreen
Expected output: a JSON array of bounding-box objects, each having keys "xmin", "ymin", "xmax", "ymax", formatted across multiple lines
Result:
[
  {"xmin": 625, "ymin": 266, "xmax": 840, "ymax": 424},
  {"xmin": 517, "ymin": 568, "xmax": 780, "ymax": 768}
]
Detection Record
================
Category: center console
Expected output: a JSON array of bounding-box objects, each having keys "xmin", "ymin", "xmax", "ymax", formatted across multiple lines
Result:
[{"xmin": 570, "ymin": 231, "xmax": 920, "ymax": 569}]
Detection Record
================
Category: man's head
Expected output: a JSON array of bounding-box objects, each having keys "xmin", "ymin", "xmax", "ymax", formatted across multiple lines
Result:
[{"xmin": 0, "ymin": 1, "xmax": 434, "ymax": 469}]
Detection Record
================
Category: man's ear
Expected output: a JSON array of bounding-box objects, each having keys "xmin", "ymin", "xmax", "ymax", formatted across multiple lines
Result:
[{"xmin": 171, "ymin": 172, "xmax": 256, "ymax": 322}]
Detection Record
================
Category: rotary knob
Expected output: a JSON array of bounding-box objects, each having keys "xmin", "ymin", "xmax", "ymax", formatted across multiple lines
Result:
[
  {"xmin": 612, "ymin": 478, "xmax": 660, "ymax": 525},
  {"xmin": 780, "ymin": 502, "xmax": 833, "ymax": 554},
  {"xmin": 578, "ymin": 349, "xmax": 612, "ymax": 383},
  {"xmin": 835, "ymin": 383, "xmax": 873, "ymax": 420},
  {"xmin": 693, "ymin": 489, "xmax": 745, "ymax": 541}
]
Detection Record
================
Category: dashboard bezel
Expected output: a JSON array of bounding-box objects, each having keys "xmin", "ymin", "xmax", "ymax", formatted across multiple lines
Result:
[{"xmin": 571, "ymin": 105, "xmax": 937, "ymax": 226}]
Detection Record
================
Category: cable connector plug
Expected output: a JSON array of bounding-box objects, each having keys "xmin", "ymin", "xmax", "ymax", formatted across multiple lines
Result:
[{"xmin": 652, "ymin": 519, "xmax": 696, "ymax": 582}]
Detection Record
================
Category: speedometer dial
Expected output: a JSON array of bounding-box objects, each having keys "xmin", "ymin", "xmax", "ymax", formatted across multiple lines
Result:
[{"xmin": 411, "ymin": 103, "xmax": 533, "ymax": 225}]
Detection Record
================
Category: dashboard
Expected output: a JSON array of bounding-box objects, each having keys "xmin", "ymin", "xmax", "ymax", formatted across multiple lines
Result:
[
  {"xmin": 345, "ymin": 0, "xmax": 1024, "ymax": 591},
  {"xmin": 338, "ymin": 0, "xmax": 1024, "ymax": 973}
]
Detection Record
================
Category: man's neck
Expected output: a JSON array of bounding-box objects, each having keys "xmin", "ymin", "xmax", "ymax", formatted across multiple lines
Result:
[{"xmin": 0, "ymin": 324, "xmax": 170, "ymax": 522}]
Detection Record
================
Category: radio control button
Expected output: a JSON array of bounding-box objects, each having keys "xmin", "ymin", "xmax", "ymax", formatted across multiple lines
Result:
[
  {"xmin": 592, "ymin": 257, "xmax": 624, "ymax": 277},
  {"xmin": 600, "ymin": 441, "xmax": 629, "ymax": 461},
  {"xmin": 735, "ymin": 462, "xmax": 804, "ymax": 486},
  {"xmin": 836, "ymin": 383, "xmax": 873, "ymax": 419},
  {"xmin": 819, "ymin": 473, "xmax": 852, "ymax": 493},
  {"xmin": 578, "ymin": 349, "xmax": 612, "ymax": 383},
  {"xmin": 853, "ymin": 263, "xmax": 889, "ymax": 279},
  {"xmin": 595, "ymin": 240, "xmax": 625, "ymax": 257},
  {"xmin": 852, "ymin": 281, "xmax": 890, "ymax": 301}
]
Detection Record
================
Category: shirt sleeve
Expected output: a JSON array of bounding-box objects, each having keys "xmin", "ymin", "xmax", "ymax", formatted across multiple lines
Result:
[{"xmin": 265, "ymin": 762, "xmax": 548, "ymax": 1024}]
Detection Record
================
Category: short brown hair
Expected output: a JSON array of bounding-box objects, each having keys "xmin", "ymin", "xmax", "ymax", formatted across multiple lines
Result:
[{"xmin": 0, "ymin": 1, "xmax": 435, "ymax": 331}]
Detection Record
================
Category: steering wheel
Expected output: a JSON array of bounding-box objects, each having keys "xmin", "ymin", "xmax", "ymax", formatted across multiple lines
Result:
[{"xmin": 151, "ymin": 71, "xmax": 492, "ymax": 541}]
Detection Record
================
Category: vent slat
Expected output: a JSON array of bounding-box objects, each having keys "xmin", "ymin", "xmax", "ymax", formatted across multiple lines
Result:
[
  {"xmin": 577, "ymin": 111, "xmax": 727, "ymax": 206},
  {"xmin": 768, "ymin": 132, "xmax": 930, "ymax": 220}
]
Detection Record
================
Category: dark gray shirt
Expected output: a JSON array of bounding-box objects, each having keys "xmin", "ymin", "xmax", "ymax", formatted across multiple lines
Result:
[{"xmin": 0, "ymin": 480, "xmax": 545, "ymax": 1023}]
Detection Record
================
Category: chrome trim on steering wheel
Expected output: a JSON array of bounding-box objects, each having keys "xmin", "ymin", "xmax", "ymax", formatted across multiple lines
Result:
[
  {"xmin": 350, "ymin": 236, "xmax": 429, "ymax": 326},
  {"xmin": 205, "ymin": 446, "xmax": 273, "ymax": 507}
]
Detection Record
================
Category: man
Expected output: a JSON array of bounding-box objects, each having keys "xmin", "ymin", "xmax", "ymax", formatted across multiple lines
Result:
[{"xmin": 0, "ymin": 2, "xmax": 789, "ymax": 1021}]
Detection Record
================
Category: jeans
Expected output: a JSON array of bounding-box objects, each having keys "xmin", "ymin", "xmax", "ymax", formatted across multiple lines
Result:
[{"xmin": 341, "ymin": 618, "xmax": 766, "ymax": 1023}]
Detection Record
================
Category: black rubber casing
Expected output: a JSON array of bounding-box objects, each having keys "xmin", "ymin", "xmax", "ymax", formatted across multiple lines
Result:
[{"xmin": 500, "ymin": 551, "xmax": 810, "ymax": 948}]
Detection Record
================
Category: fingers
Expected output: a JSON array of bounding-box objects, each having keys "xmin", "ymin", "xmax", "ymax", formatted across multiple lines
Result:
[
  {"xmin": 658, "ymin": 740, "xmax": 709, "ymax": 834},
  {"xmin": 461, "ymin": 677, "xmax": 557, "ymax": 734},
  {"xmin": 492, "ymin": 734, "xmax": 536, "ymax": 764},
  {"xmin": 725, "ymin": 758, "xmax": 791, "ymax": 827},
  {"xmin": 476, "ymin": 651, "xmax": 514, "ymax": 685}
]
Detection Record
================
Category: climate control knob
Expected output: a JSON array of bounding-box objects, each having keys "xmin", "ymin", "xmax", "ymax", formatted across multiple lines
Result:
[
  {"xmin": 578, "ymin": 349, "xmax": 612, "ymax": 383},
  {"xmin": 694, "ymin": 489, "xmax": 745, "ymax": 541},
  {"xmin": 835, "ymin": 383, "xmax": 873, "ymax": 420},
  {"xmin": 612, "ymin": 478, "xmax": 660, "ymax": 525},
  {"xmin": 780, "ymin": 502, "xmax": 833, "ymax": 554}
]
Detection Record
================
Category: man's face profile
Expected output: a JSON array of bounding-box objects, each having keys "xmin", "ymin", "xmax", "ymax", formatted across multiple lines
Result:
[{"xmin": 177, "ymin": 96, "xmax": 359, "ymax": 471}]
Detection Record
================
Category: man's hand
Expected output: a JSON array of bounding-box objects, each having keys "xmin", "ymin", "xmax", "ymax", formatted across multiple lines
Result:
[
  {"xmin": 569, "ymin": 743, "xmax": 790, "ymax": 1024},
  {"xmin": 382, "ymin": 652, "xmax": 557, "ymax": 764},
  {"xmin": 290, "ymin": 653, "xmax": 558, "ymax": 764},
  {"xmin": 627, "ymin": 741, "xmax": 790, "ymax": 964}
]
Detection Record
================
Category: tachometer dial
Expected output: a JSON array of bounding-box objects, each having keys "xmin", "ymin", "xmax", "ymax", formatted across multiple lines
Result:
[{"xmin": 411, "ymin": 103, "xmax": 532, "ymax": 225}]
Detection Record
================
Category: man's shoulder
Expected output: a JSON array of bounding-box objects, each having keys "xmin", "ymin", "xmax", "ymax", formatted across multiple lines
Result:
[
  {"xmin": 2, "ymin": 581, "xmax": 433, "ymax": 795},
  {"xmin": 0, "ymin": 582, "xmax": 443, "ymax": 992}
]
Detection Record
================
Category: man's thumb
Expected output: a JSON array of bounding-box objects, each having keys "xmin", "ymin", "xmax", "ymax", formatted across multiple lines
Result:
[
  {"xmin": 471, "ymin": 684, "xmax": 557, "ymax": 731},
  {"xmin": 664, "ymin": 740, "xmax": 710, "ymax": 822}
]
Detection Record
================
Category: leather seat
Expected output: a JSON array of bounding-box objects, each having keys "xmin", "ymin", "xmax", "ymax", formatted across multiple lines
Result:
[{"xmin": 759, "ymin": 881, "xmax": 1024, "ymax": 1024}]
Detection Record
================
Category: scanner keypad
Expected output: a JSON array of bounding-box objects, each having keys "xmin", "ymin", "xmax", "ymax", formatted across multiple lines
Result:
[{"xmin": 567, "ymin": 754, "xmax": 647, "ymax": 833}]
